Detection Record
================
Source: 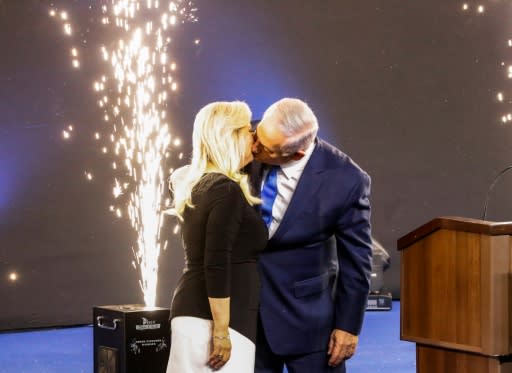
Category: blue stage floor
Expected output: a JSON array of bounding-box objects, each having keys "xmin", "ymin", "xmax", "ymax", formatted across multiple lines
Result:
[{"xmin": 0, "ymin": 301, "xmax": 414, "ymax": 373}]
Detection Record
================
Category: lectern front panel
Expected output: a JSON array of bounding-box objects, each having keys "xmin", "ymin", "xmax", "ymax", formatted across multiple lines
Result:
[{"xmin": 401, "ymin": 229, "xmax": 482, "ymax": 352}]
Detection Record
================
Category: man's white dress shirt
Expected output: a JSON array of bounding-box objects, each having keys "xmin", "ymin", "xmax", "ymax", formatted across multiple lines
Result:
[{"xmin": 263, "ymin": 141, "xmax": 316, "ymax": 239}]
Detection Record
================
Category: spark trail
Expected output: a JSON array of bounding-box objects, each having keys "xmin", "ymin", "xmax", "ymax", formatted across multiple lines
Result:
[{"xmin": 51, "ymin": 0, "xmax": 198, "ymax": 306}]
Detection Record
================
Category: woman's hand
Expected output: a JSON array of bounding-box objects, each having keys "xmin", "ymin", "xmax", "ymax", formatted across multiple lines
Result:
[
  {"xmin": 207, "ymin": 297, "xmax": 231, "ymax": 369},
  {"xmin": 207, "ymin": 325, "xmax": 231, "ymax": 370}
]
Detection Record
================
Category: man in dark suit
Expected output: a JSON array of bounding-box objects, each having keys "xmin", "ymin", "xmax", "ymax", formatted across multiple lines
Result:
[{"xmin": 250, "ymin": 98, "xmax": 372, "ymax": 373}]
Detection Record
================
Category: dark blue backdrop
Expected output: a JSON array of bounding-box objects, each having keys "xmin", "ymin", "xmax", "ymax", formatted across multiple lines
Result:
[{"xmin": 1, "ymin": 0, "xmax": 512, "ymax": 329}]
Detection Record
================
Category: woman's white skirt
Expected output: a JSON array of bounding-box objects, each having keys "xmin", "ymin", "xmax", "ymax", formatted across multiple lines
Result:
[{"xmin": 166, "ymin": 316, "xmax": 255, "ymax": 373}]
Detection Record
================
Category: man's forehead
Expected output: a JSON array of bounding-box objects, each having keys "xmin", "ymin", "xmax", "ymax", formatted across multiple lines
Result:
[{"xmin": 257, "ymin": 120, "xmax": 284, "ymax": 150}]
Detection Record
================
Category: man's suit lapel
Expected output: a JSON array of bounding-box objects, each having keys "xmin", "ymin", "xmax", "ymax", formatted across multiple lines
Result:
[{"xmin": 270, "ymin": 140, "xmax": 325, "ymax": 243}]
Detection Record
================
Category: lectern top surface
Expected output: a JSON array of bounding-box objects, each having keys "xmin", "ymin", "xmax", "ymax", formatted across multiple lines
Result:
[{"xmin": 397, "ymin": 216, "xmax": 512, "ymax": 250}]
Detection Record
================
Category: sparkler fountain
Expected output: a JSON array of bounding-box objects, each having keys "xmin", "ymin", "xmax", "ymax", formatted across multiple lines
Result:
[{"xmin": 50, "ymin": 0, "xmax": 197, "ymax": 307}]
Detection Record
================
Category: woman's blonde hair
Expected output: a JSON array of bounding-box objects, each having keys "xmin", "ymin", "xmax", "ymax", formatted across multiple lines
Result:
[{"xmin": 169, "ymin": 101, "xmax": 260, "ymax": 219}]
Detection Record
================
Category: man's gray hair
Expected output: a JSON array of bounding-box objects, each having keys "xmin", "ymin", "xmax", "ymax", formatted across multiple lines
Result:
[{"xmin": 263, "ymin": 98, "xmax": 319, "ymax": 155}]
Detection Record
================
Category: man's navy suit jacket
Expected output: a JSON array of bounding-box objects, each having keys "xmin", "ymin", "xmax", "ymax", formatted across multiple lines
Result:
[{"xmin": 250, "ymin": 138, "xmax": 372, "ymax": 355}]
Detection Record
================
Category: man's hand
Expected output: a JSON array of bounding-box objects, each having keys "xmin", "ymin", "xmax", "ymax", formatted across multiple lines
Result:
[{"xmin": 327, "ymin": 329, "xmax": 358, "ymax": 367}]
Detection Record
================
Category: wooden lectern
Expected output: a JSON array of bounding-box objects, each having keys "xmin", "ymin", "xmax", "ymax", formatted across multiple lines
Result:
[{"xmin": 397, "ymin": 217, "xmax": 512, "ymax": 373}]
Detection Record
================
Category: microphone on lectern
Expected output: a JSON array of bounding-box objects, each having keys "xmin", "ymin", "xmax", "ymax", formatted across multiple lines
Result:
[{"xmin": 481, "ymin": 165, "xmax": 512, "ymax": 220}]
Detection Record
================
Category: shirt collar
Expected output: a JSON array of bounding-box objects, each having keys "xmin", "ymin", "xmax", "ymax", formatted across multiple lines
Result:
[{"xmin": 280, "ymin": 140, "xmax": 316, "ymax": 180}]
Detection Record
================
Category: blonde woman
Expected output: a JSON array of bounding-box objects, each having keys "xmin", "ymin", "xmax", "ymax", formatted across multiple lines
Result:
[{"xmin": 166, "ymin": 101, "xmax": 267, "ymax": 372}]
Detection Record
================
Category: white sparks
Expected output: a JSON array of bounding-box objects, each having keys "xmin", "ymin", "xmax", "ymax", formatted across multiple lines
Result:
[
  {"xmin": 100, "ymin": 0, "xmax": 195, "ymax": 306},
  {"xmin": 114, "ymin": 178, "xmax": 123, "ymax": 198},
  {"xmin": 50, "ymin": 0, "xmax": 198, "ymax": 307}
]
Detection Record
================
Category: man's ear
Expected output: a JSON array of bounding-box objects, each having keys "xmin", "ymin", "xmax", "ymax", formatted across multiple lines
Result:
[{"xmin": 290, "ymin": 150, "xmax": 306, "ymax": 161}]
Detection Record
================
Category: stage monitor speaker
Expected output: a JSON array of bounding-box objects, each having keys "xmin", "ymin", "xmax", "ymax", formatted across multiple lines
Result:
[
  {"xmin": 93, "ymin": 305, "xmax": 170, "ymax": 373},
  {"xmin": 366, "ymin": 292, "xmax": 393, "ymax": 311}
]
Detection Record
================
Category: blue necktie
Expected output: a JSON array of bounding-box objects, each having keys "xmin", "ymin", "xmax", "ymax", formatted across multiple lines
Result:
[{"xmin": 261, "ymin": 166, "xmax": 279, "ymax": 228}]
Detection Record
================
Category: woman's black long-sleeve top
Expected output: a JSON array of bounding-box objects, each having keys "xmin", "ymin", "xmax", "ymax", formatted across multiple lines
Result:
[{"xmin": 170, "ymin": 173, "xmax": 267, "ymax": 343}]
